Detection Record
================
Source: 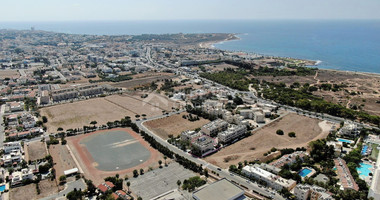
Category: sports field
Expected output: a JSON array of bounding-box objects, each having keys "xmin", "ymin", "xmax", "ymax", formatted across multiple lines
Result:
[
  {"xmin": 68, "ymin": 128, "xmax": 161, "ymax": 184},
  {"xmin": 81, "ymin": 129, "xmax": 151, "ymax": 171}
]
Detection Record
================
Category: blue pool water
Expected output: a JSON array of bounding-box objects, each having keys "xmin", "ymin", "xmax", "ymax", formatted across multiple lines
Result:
[
  {"xmin": 362, "ymin": 145, "xmax": 368, "ymax": 155},
  {"xmin": 299, "ymin": 168, "xmax": 312, "ymax": 177},
  {"xmin": 357, "ymin": 162, "xmax": 372, "ymax": 177},
  {"xmin": 0, "ymin": 184, "xmax": 5, "ymax": 192},
  {"xmin": 338, "ymin": 138, "xmax": 353, "ymax": 144}
]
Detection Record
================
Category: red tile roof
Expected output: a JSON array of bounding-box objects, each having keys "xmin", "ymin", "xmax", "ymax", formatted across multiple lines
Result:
[
  {"xmin": 111, "ymin": 193, "xmax": 119, "ymax": 200},
  {"xmin": 116, "ymin": 190, "xmax": 127, "ymax": 196},
  {"xmin": 105, "ymin": 181, "xmax": 115, "ymax": 188},
  {"xmin": 97, "ymin": 184, "xmax": 108, "ymax": 193}
]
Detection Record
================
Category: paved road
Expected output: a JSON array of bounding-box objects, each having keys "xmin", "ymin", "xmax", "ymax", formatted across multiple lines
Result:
[
  {"xmin": 0, "ymin": 104, "xmax": 6, "ymax": 148},
  {"xmin": 40, "ymin": 178, "xmax": 86, "ymax": 200},
  {"xmin": 136, "ymin": 114, "xmax": 284, "ymax": 200}
]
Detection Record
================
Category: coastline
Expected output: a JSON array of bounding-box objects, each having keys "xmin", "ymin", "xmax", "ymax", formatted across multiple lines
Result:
[{"xmin": 204, "ymin": 33, "xmax": 380, "ymax": 76}]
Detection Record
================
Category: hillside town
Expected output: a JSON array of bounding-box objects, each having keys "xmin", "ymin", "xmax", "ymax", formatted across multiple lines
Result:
[{"xmin": 0, "ymin": 29, "xmax": 379, "ymax": 200}]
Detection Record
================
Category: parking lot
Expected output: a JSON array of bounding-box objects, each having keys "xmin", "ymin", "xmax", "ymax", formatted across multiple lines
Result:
[{"xmin": 129, "ymin": 162, "xmax": 195, "ymax": 199}]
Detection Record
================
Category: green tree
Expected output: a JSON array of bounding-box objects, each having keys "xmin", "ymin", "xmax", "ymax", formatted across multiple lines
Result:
[
  {"xmin": 276, "ymin": 129, "xmax": 284, "ymax": 135},
  {"xmin": 288, "ymin": 132, "xmax": 296, "ymax": 137},
  {"xmin": 126, "ymin": 181, "xmax": 131, "ymax": 193},
  {"xmin": 158, "ymin": 160, "xmax": 162, "ymax": 168},
  {"xmin": 133, "ymin": 169, "xmax": 139, "ymax": 177},
  {"xmin": 42, "ymin": 116, "xmax": 48, "ymax": 123}
]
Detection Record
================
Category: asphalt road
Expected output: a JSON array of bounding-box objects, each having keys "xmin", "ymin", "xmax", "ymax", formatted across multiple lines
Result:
[{"xmin": 136, "ymin": 113, "xmax": 284, "ymax": 200}]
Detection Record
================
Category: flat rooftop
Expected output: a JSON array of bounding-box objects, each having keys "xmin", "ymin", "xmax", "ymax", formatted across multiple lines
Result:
[{"xmin": 193, "ymin": 178, "xmax": 246, "ymax": 200}]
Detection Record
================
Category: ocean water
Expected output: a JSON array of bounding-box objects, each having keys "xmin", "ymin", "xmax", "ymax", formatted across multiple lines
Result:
[{"xmin": 1, "ymin": 20, "xmax": 379, "ymax": 73}]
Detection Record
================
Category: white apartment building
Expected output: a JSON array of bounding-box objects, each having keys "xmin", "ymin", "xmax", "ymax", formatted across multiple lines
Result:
[
  {"xmin": 191, "ymin": 135, "xmax": 215, "ymax": 155},
  {"xmin": 181, "ymin": 130, "xmax": 201, "ymax": 142},
  {"xmin": 3, "ymin": 142, "xmax": 23, "ymax": 154},
  {"xmin": 218, "ymin": 125, "xmax": 247, "ymax": 144},
  {"xmin": 242, "ymin": 164, "xmax": 296, "ymax": 191},
  {"xmin": 294, "ymin": 184, "xmax": 333, "ymax": 200},
  {"xmin": 201, "ymin": 119, "xmax": 228, "ymax": 137}
]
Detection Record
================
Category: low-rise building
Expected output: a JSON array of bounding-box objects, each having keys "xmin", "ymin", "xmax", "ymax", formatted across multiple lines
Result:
[
  {"xmin": 3, "ymin": 141, "xmax": 23, "ymax": 154},
  {"xmin": 97, "ymin": 181, "xmax": 115, "ymax": 194},
  {"xmin": 191, "ymin": 135, "xmax": 215, "ymax": 155},
  {"xmin": 242, "ymin": 164, "xmax": 296, "ymax": 191},
  {"xmin": 254, "ymin": 111, "xmax": 265, "ymax": 123},
  {"xmin": 338, "ymin": 123, "xmax": 361, "ymax": 137},
  {"xmin": 269, "ymin": 151, "xmax": 307, "ymax": 168},
  {"xmin": 334, "ymin": 158, "xmax": 359, "ymax": 191},
  {"xmin": 218, "ymin": 125, "xmax": 247, "ymax": 144},
  {"xmin": 11, "ymin": 168, "xmax": 34, "ymax": 186},
  {"xmin": 294, "ymin": 184, "xmax": 333, "ymax": 200},
  {"xmin": 181, "ymin": 130, "xmax": 201, "ymax": 142},
  {"xmin": 201, "ymin": 119, "xmax": 228, "ymax": 137}
]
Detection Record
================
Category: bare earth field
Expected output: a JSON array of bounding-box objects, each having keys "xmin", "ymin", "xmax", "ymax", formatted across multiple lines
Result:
[
  {"xmin": 40, "ymin": 98, "xmax": 133, "ymax": 133},
  {"xmin": 144, "ymin": 112, "xmax": 210, "ymax": 139},
  {"xmin": 10, "ymin": 183, "xmax": 37, "ymax": 200},
  {"xmin": 25, "ymin": 141, "xmax": 48, "ymax": 161},
  {"xmin": 67, "ymin": 128, "xmax": 162, "ymax": 185},
  {"xmin": 9, "ymin": 179, "xmax": 59, "ymax": 200},
  {"xmin": 0, "ymin": 70, "xmax": 20, "ymax": 79},
  {"xmin": 112, "ymin": 72, "xmax": 176, "ymax": 89},
  {"xmin": 205, "ymin": 113, "xmax": 333, "ymax": 168},
  {"xmin": 49, "ymin": 144, "xmax": 77, "ymax": 181},
  {"xmin": 255, "ymin": 69, "xmax": 380, "ymax": 116}
]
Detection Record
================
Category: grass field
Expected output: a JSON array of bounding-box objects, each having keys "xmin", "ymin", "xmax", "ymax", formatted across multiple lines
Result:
[
  {"xmin": 144, "ymin": 112, "xmax": 210, "ymax": 139},
  {"xmin": 25, "ymin": 141, "xmax": 48, "ymax": 161},
  {"xmin": 205, "ymin": 113, "xmax": 333, "ymax": 168},
  {"xmin": 112, "ymin": 73, "xmax": 175, "ymax": 88},
  {"xmin": 370, "ymin": 143, "xmax": 379, "ymax": 160}
]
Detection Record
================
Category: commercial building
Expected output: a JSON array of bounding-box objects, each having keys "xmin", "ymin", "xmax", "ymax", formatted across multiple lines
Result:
[
  {"xmin": 191, "ymin": 135, "xmax": 215, "ymax": 155},
  {"xmin": 192, "ymin": 178, "xmax": 246, "ymax": 200},
  {"xmin": 218, "ymin": 125, "xmax": 247, "ymax": 144},
  {"xmin": 334, "ymin": 158, "xmax": 359, "ymax": 191},
  {"xmin": 201, "ymin": 119, "xmax": 228, "ymax": 137},
  {"xmin": 242, "ymin": 164, "xmax": 296, "ymax": 191}
]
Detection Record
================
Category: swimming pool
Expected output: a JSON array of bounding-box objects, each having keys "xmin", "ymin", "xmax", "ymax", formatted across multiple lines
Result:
[
  {"xmin": 362, "ymin": 145, "xmax": 368, "ymax": 155},
  {"xmin": 338, "ymin": 138, "xmax": 353, "ymax": 144},
  {"xmin": 357, "ymin": 162, "xmax": 372, "ymax": 178},
  {"xmin": 0, "ymin": 184, "xmax": 5, "ymax": 192},
  {"xmin": 299, "ymin": 168, "xmax": 312, "ymax": 177}
]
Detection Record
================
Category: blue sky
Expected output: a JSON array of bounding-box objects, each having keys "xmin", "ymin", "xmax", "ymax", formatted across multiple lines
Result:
[{"xmin": 1, "ymin": 0, "xmax": 380, "ymax": 21}]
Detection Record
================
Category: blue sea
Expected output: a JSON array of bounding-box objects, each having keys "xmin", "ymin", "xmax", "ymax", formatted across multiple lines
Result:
[{"xmin": 1, "ymin": 20, "xmax": 379, "ymax": 73}]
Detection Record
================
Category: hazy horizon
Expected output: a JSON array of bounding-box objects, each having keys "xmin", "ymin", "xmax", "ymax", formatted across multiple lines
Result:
[{"xmin": 1, "ymin": 0, "xmax": 380, "ymax": 22}]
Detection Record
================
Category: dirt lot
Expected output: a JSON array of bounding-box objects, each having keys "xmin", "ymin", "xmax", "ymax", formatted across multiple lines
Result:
[
  {"xmin": 9, "ymin": 179, "xmax": 59, "ymax": 200},
  {"xmin": 10, "ymin": 183, "xmax": 37, "ymax": 200},
  {"xmin": 144, "ymin": 112, "xmax": 210, "ymax": 139},
  {"xmin": 40, "ymin": 98, "xmax": 134, "ymax": 133},
  {"xmin": 112, "ymin": 72, "xmax": 175, "ymax": 88},
  {"xmin": 25, "ymin": 141, "xmax": 48, "ymax": 161},
  {"xmin": 0, "ymin": 70, "xmax": 20, "ymax": 79},
  {"xmin": 105, "ymin": 93, "xmax": 179, "ymax": 117},
  {"xmin": 205, "ymin": 113, "xmax": 333, "ymax": 168},
  {"xmin": 49, "ymin": 144, "xmax": 77, "ymax": 181}
]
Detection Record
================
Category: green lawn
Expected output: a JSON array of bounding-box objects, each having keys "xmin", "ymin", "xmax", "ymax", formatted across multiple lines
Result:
[{"xmin": 370, "ymin": 143, "xmax": 379, "ymax": 160}]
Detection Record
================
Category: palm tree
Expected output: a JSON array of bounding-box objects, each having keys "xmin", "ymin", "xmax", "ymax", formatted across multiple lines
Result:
[
  {"xmin": 126, "ymin": 181, "xmax": 131, "ymax": 193},
  {"xmin": 177, "ymin": 180, "xmax": 181, "ymax": 189},
  {"xmin": 163, "ymin": 156, "xmax": 167, "ymax": 166},
  {"xmin": 158, "ymin": 160, "xmax": 162, "ymax": 168}
]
